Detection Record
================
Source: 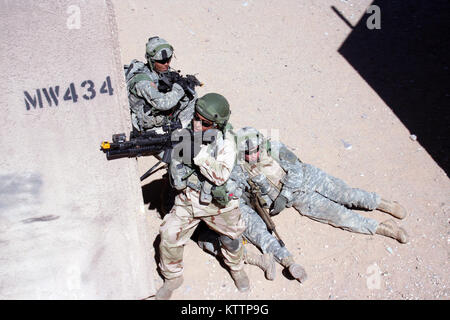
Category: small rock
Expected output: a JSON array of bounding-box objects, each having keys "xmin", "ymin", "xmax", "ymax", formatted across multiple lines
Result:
[
  {"xmin": 386, "ymin": 246, "xmax": 393, "ymax": 254},
  {"xmin": 409, "ymin": 134, "xmax": 417, "ymax": 141},
  {"xmin": 341, "ymin": 140, "xmax": 352, "ymax": 150}
]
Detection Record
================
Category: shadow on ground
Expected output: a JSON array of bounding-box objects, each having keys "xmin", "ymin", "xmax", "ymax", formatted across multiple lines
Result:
[
  {"xmin": 334, "ymin": 0, "xmax": 450, "ymax": 175},
  {"xmin": 141, "ymin": 174, "xmax": 176, "ymax": 219}
]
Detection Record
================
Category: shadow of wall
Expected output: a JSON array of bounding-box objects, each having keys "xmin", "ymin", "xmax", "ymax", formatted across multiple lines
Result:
[{"xmin": 335, "ymin": 0, "xmax": 449, "ymax": 175}]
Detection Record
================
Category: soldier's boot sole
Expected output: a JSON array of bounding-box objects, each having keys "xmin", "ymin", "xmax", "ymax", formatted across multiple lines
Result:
[
  {"xmin": 376, "ymin": 219, "xmax": 409, "ymax": 244},
  {"xmin": 230, "ymin": 270, "xmax": 250, "ymax": 293},
  {"xmin": 377, "ymin": 198, "xmax": 407, "ymax": 219},
  {"xmin": 155, "ymin": 276, "xmax": 184, "ymax": 300},
  {"xmin": 288, "ymin": 263, "xmax": 308, "ymax": 283}
]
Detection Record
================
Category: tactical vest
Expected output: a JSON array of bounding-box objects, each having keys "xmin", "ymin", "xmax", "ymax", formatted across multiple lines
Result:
[
  {"xmin": 124, "ymin": 60, "xmax": 175, "ymax": 130},
  {"xmin": 170, "ymin": 123, "xmax": 238, "ymax": 207}
]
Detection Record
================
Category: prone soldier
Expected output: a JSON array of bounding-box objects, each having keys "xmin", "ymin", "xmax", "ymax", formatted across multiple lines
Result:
[
  {"xmin": 198, "ymin": 127, "xmax": 409, "ymax": 282},
  {"xmin": 240, "ymin": 127, "xmax": 408, "ymax": 242}
]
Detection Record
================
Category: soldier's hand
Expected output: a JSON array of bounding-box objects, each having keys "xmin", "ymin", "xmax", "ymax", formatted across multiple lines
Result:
[
  {"xmin": 270, "ymin": 195, "xmax": 288, "ymax": 216},
  {"xmin": 175, "ymin": 78, "xmax": 190, "ymax": 91},
  {"xmin": 186, "ymin": 75, "xmax": 202, "ymax": 89},
  {"xmin": 251, "ymin": 174, "xmax": 270, "ymax": 194}
]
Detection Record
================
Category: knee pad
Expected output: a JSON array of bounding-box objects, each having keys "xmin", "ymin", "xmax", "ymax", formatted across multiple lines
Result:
[
  {"xmin": 197, "ymin": 229, "xmax": 221, "ymax": 255},
  {"xmin": 219, "ymin": 235, "xmax": 241, "ymax": 252}
]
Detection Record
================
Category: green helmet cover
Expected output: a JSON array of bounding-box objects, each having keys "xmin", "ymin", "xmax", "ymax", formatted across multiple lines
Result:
[
  {"xmin": 195, "ymin": 93, "xmax": 231, "ymax": 127},
  {"xmin": 145, "ymin": 36, "xmax": 174, "ymax": 70}
]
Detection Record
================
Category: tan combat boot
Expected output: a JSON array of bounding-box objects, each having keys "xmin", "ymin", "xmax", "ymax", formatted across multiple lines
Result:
[
  {"xmin": 377, "ymin": 198, "xmax": 407, "ymax": 219},
  {"xmin": 281, "ymin": 256, "xmax": 307, "ymax": 283},
  {"xmin": 245, "ymin": 252, "xmax": 276, "ymax": 281},
  {"xmin": 230, "ymin": 270, "xmax": 250, "ymax": 292},
  {"xmin": 155, "ymin": 276, "xmax": 184, "ymax": 300},
  {"xmin": 375, "ymin": 219, "xmax": 409, "ymax": 244}
]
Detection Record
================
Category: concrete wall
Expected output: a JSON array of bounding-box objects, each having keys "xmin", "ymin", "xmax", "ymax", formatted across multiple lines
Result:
[{"xmin": 0, "ymin": 0, "xmax": 155, "ymax": 299}]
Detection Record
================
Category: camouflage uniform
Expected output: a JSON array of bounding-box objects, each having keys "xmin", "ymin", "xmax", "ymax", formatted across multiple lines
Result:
[
  {"xmin": 159, "ymin": 128, "xmax": 246, "ymax": 280},
  {"xmin": 197, "ymin": 143, "xmax": 294, "ymax": 263},
  {"xmin": 125, "ymin": 37, "xmax": 196, "ymax": 134},
  {"xmin": 198, "ymin": 137, "xmax": 382, "ymax": 264},
  {"xmin": 198, "ymin": 191, "xmax": 292, "ymax": 264},
  {"xmin": 247, "ymin": 140, "xmax": 381, "ymax": 235},
  {"xmin": 125, "ymin": 60, "xmax": 195, "ymax": 133}
]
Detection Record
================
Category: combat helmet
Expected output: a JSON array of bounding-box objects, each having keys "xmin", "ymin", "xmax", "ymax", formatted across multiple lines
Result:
[
  {"xmin": 236, "ymin": 127, "xmax": 266, "ymax": 161},
  {"xmin": 145, "ymin": 36, "xmax": 174, "ymax": 71},
  {"xmin": 195, "ymin": 93, "xmax": 231, "ymax": 129}
]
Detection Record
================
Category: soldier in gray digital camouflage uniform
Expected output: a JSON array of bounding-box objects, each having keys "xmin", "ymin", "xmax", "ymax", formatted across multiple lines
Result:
[
  {"xmin": 198, "ymin": 127, "xmax": 408, "ymax": 282},
  {"xmin": 124, "ymin": 36, "xmax": 196, "ymax": 134}
]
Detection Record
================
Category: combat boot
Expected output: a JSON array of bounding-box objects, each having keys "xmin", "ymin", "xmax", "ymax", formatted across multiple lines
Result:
[
  {"xmin": 155, "ymin": 276, "xmax": 184, "ymax": 300},
  {"xmin": 377, "ymin": 198, "xmax": 407, "ymax": 219},
  {"xmin": 245, "ymin": 252, "xmax": 276, "ymax": 281},
  {"xmin": 281, "ymin": 256, "xmax": 307, "ymax": 283},
  {"xmin": 375, "ymin": 219, "xmax": 409, "ymax": 244},
  {"xmin": 230, "ymin": 270, "xmax": 250, "ymax": 292}
]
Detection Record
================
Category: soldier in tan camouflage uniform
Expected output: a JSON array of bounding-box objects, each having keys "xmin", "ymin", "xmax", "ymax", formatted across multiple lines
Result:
[{"xmin": 155, "ymin": 93, "xmax": 248, "ymax": 300}]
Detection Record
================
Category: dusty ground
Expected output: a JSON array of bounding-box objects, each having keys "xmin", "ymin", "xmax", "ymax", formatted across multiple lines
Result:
[{"xmin": 111, "ymin": 0, "xmax": 449, "ymax": 300}]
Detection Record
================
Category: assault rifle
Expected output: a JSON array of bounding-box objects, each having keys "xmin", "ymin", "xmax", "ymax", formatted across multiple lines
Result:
[
  {"xmin": 247, "ymin": 179, "xmax": 285, "ymax": 247},
  {"xmin": 100, "ymin": 120, "xmax": 182, "ymax": 181},
  {"xmin": 158, "ymin": 70, "xmax": 202, "ymax": 100}
]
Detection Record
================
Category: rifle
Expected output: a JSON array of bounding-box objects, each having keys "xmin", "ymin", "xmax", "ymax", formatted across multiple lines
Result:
[
  {"xmin": 100, "ymin": 120, "xmax": 182, "ymax": 181},
  {"xmin": 158, "ymin": 70, "xmax": 202, "ymax": 100},
  {"xmin": 247, "ymin": 178, "xmax": 285, "ymax": 247}
]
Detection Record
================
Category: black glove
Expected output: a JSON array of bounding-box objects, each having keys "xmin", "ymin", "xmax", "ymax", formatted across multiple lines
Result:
[
  {"xmin": 158, "ymin": 71, "xmax": 180, "ymax": 92},
  {"xmin": 185, "ymin": 74, "xmax": 201, "ymax": 90},
  {"xmin": 175, "ymin": 77, "xmax": 190, "ymax": 91},
  {"xmin": 270, "ymin": 195, "xmax": 288, "ymax": 216}
]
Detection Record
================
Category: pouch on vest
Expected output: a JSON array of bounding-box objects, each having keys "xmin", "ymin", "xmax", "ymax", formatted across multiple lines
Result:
[{"xmin": 211, "ymin": 182, "xmax": 237, "ymax": 207}]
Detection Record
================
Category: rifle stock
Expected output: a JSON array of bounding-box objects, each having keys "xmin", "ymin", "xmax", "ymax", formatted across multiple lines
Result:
[{"xmin": 247, "ymin": 179, "xmax": 285, "ymax": 247}]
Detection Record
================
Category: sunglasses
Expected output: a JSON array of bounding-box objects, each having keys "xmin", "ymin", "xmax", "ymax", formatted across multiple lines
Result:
[
  {"xmin": 245, "ymin": 146, "xmax": 260, "ymax": 155},
  {"xmin": 154, "ymin": 56, "xmax": 172, "ymax": 64},
  {"xmin": 194, "ymin": 114, "xmax": 216, "ymax": 128}
]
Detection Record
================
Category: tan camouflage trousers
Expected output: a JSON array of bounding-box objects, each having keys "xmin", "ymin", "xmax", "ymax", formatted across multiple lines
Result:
[{"xmin": 159, "ymin": 193, "xmax": 246, "ymax": 280}]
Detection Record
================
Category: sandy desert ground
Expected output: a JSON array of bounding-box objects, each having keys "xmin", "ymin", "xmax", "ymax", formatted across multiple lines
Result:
[{"xmin": 111, "ymin": 0, "xmax": 449, "ymax": 300}]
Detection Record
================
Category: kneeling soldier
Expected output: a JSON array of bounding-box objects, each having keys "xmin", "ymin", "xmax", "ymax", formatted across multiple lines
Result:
[{"xmin": 156, "ymin": 93, "xmax": 249, "ymax": 300}]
